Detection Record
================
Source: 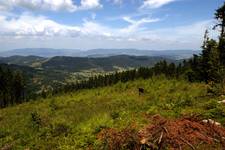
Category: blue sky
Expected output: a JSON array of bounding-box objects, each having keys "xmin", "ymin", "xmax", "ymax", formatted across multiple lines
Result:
[{"xmin": 0, "ymin": 0, "xmax": 223, "ymax": 51}]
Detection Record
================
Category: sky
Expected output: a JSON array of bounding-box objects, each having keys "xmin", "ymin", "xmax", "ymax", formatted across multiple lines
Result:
[{"xmin": 0, "ymin": 0, "xmax": 224, "ymax": 51}]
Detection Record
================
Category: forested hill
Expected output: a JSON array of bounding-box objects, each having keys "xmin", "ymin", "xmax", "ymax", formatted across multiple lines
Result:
[
  {"xmin": 0, "ymin": 55, "xmax": 45, "ymax": 67},
  {"xmin": 0, "ymin": 55, "xmax": 175, "ymax": 71},
  {"xmin": 41, "ymin": 55, "xmax": 174, "ymax": 72},
  {"xmin": 0, "ymin": 55, "xmax": 175, "ymax": 102}
]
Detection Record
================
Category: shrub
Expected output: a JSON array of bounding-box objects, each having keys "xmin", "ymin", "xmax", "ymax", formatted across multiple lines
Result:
[
  {"xmin": 203, "ymin": 100, "xmax": 225, "ymax": 119},
  {"xmin": 30, "ymin": 111, "xmax": 42, "ymax": 130},
  {"xmin": 0, "ymin": 129, "xmax": 9, "ymax": 139},
  {"xmin": 110, "ymin": 111, "xmax": 120, "ymax": 120},
  {"xmin": 207, "ymin": 79, "xmax": 225, "ymax": 96},
  {"xmin": 49, "ymin": 99, "xmax": 58, "ymax": 111}
]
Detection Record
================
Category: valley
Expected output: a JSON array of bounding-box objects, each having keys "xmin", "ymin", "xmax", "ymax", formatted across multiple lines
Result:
[{"xmin": 0, "ymin": 55, "xmax": 176, "ymax": 97}]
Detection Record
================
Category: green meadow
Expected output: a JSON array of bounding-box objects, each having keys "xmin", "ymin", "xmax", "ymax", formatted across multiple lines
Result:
[{"xmin": 0, "ymin": 76, "xmax": 225, "ymax": 149}]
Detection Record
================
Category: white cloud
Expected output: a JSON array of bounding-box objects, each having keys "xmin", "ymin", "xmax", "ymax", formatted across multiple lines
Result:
[
  {"xmin": 0, "ymin": 12, "xmax": 214, "ymax": 50},
  {"xmin": 121, "ymin": 16, "xmax": 160, "ymax": 34},
  {"xmin": 0, "ymin": 0, "xmax": 102, "ymax": 12},
  {"xmin": 0, "ymin": 12, "xmax": 160, "ymax": 39},
  {"xmin": 141, "ymin": 0, "xmax": 177, "ymax": 9},
  {"xmin": 80, "ymin": 20, "xmax": 113, "ymax": 37},
  {"xmin": 79, "ymin": 0, "xmax": 102, "ymax": 10},
  {"xmin": 0, "ymin": 14, "xmax": 81, "ymax": 37}
]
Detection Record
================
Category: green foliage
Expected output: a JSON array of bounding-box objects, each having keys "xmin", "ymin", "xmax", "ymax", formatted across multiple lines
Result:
[
  {"xmin": 203, "ymin": 100, "xmax": 225, "ymax": 120},
  {"xmin": 30, "ymin": 111, "xmax": 42, "ymax": 130},
  {"xmin": 49, "ymin": 99, "xmax": 58, "ymax": 112},
  {"xmin": 110, "ymin": 111, "xmax": 120, "ymax": 120},
  {"xmin": 0, "ymin": 129, "xmax": 9, "ymax": 139},
  {"xmin": 0, "ymin": 65, "xmax": 25, "ymax": 108}
]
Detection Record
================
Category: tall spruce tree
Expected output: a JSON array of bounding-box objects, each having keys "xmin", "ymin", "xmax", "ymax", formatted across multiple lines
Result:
[{"xmin": 214, "ymin": 2, "xmax": 225, "ymax": 65}]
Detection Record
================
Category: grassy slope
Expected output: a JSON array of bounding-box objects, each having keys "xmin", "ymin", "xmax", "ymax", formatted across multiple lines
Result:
[{"xmin": 0, "ymin": 76, "xmax": 225, "ymax": 149}]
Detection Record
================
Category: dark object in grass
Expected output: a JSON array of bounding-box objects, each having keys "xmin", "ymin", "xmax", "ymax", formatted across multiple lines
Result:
[{"xmin": 139, "ymin": 88, "xmax": 144, "ymax": 95}]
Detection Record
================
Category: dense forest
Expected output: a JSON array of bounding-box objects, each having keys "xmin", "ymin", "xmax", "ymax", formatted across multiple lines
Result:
[{"xmin": 0, "ymin": 65, "xmax": 25, "ymax": 107}]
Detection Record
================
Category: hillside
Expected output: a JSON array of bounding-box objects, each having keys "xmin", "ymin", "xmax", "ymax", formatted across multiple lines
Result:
[
  {"xmin": 0, "ymin": 55, "xmax": 173, "ymax": 70},
  {"xmin": 41, "ymin": 55, "xmax": 172, "ymax": 72},
  {"xmin": 0, "ymin": 55, "xmax": 174, "ymax": 96},
  {"xmin": 0, "ymin": 55, "xmax": 46, "ymax": 67},
  {"xmin": 1, "ymin": 77, "xmax": 225, "ymax": 149}
]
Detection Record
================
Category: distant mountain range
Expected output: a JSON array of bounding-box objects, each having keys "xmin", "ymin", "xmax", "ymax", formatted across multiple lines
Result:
[{"xmin": 0, "ymin": 48, "xmax": 201, "ymax": 60}]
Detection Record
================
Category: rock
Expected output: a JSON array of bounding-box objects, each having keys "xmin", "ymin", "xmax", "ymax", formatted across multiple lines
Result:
[
  {"xmin": 218, "ymin": 100, "xmax": 225, "ymax": 104},
  {"xmin": 202, "ymin": 119, "xmax": 221, "ymax": 126},
  {"xmin": 1, "ymin": 143, "xmax": 13, "ymax": 150},
  {"xmin": 140, "ymin": 138, "xmax": 147, "ymax": 144}
]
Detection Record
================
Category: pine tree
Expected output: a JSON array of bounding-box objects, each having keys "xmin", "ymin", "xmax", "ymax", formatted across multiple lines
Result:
[
  {"xmin": 13, "ymin": 71, "xmax": 25, "ymax": 104},
  {"xmin": 214, "ymin": 2, "xmax": 225, "ymax": 65}
]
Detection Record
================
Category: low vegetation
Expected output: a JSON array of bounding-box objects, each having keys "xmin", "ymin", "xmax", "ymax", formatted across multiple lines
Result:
[{"xmin": 1, "ymin": 77, "xmax": 225, "ymax": 149}]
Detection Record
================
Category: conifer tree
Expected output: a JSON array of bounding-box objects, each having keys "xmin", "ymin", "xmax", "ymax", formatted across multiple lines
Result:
[{"xmin": 214, "ymin": 2, "xmax": 225, "ymax": 65}]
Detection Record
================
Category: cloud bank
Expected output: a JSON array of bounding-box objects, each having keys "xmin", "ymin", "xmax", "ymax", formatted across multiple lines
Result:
[
  {"xmin": 0, "ymin": 0, "xmax": 216, "ymax": 50},
  {"xmin": 0, "ymin": 12, "xmax": 213, "ymax": 50},
  {"xmin": 0, "ymin": 0, "xmax": 102, "ymax": 12}
]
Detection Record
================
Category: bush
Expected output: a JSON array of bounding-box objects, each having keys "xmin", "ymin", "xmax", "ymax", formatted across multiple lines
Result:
[
  {"xmin": 0, "ymin": 129, "xmax": 9, "ymax": 139},
  {"xmin": 203, "ymin": 100, "xmax": 225, "ymax": 119},
  {"xmin": 30, "ymin": 111, "xmax": 42, "ymax": 130},
  {"xmin": 207, "ymin": 82, "xmax": 222, "ymax": 95},
  {"xmin": 49, "ymin": 99, "xmax": 58, "ymax": 111},
  {"xmin": 110, "ymin": 111, "xmax": 120, "ymax": 120}
]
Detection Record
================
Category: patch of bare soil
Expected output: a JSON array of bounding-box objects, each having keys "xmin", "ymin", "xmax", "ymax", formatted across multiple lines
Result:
[{"xmin": 98, "ymin": 115, "xmax": 225, "ymax": 150}]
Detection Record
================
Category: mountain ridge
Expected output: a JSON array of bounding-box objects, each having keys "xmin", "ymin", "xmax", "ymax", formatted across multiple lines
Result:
[{"xmin": 0, "ymin": 48, "xmax": 201, "ymax": 60}]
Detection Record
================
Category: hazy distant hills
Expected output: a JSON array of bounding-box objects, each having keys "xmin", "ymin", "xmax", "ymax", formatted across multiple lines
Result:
[
  {"xmin": 0, "ymin": 48, "xmax": 200, "ymax": 60},
  {"xmin": 0, "ymin": 48, "xmax": 81, "ymax": 58}
]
